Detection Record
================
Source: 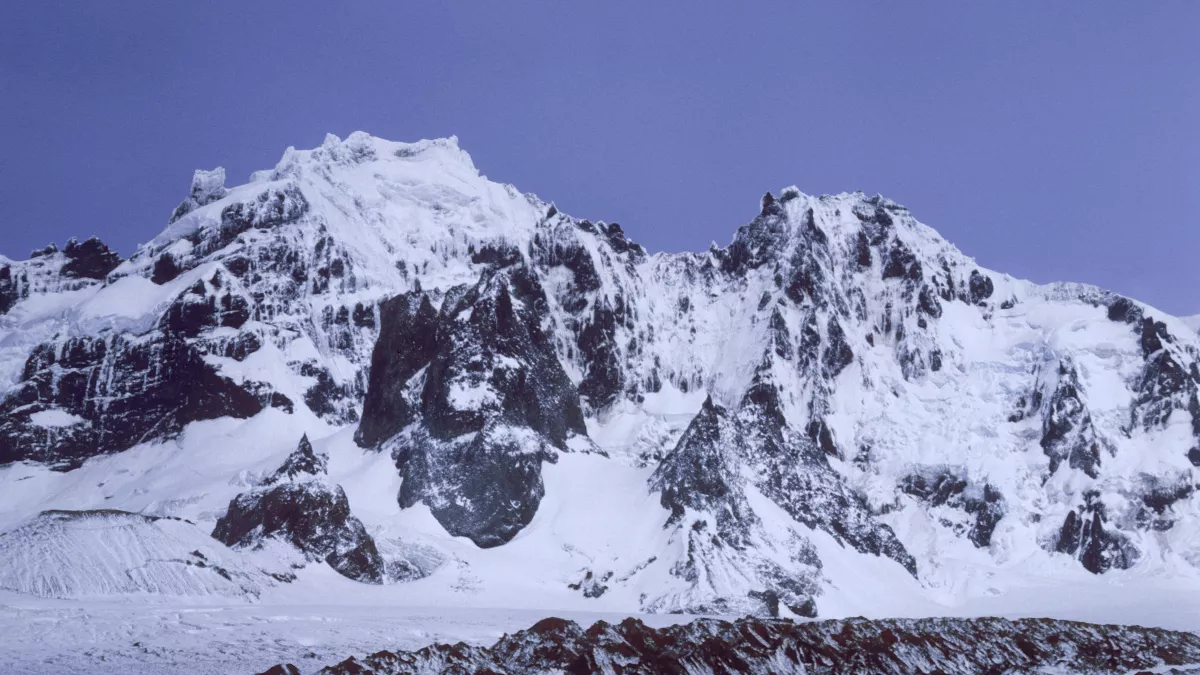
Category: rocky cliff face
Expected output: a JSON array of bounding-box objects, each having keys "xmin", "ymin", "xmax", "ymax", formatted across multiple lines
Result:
[
  {"xmin": 373, "ymin": 266, "xmax": 590, "ymax": 548},
  {"xmin": 1, "ymin": 132, "xmax": 1197, "ymax": 616},
  {"xmin": 265, "ymin": 615, "xmax": 1200, "ymax": 675}
]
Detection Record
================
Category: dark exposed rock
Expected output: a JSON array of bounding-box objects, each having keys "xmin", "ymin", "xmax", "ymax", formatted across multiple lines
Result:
[
  {"xmin": 539, "ymin": 238, "xmax": 601, "ymax": 293},
  {"xmin": 1133, "ymin": 473, "xmax": 1194, "ymax": 531},
  {"xmin": 255, "ymin": 665, "xmax": 301, "ymax": 675},
  {"xmin": 899, "ymin": 467, "xmax": 1006, "ymax": 548},
  {"xmin": 1140, "ymin": 317, "xmax": 1172, "ymax": 357},
  {"xmin": 648, "ymin": 394, "xmax": 825, "ymax": 613},
  {"xmin": 355, "ymin": 292, "xmax": 439, "ymax": 448},
  {"xmin": 351, "ymin": 302, "xmax": 375, "ymax": 328},
  {"xmin": 1054, "ymin": 492, "xmax": 1139, "ymax": 574},
  {"xmin": 301, "ymin": 365, "xmax": 359, "ymax": 425},
  {"xmin": 158, "ymin": 276, "xmax": 250, "ymax": 337},
  {"xmin": 191, "ymin": 185, "xmax": 308, "ymax": 259},
  {"xmin": 1190, "ymin": 392, "xmax": 1200, "ymax": 437},
  {"xmin": 61, "ymin": 237, "xmax": 121, "ymax": 280},
  {"xmin": 650, "ymin": 396, "xmax": 749, "ymax": 532},
  {"xmin": 1107, "ymin": 296, "xmax": 1144, "ymax": 324},
  {"xmin": 917, "ymin": 285, "xmax": 942, "ymax": 317},
  {"xmin": 151, "ymin": 253, "xmax": 182, "ymax": 285},
  {"xmin": 269, "ymin": 433, "xmax": 328, "ymax": 482},
  {"xmin": 820, "ymin": 318, "xmax": 853, "ymax": 378},
  {"xmin": 717, "ymin": 210, "xmax": 790, "ymax": 277},
  {"xmin": 213, "ymin": 435, "xmax": 384, "ymax": 584},
  {"xmin": 750, "ymin": 588, "xmax": 818, "ymax": 619},
  {"xmin": 1130, "ymin": 317, "xmax": 1193, "ymax": 431},
  {"xmin": 0, "ymin": 264, "xmax": 17, "ymax": 314},
  {"xmin": 419, "ymin": 273, "xmax": 585, "ymax": 445},
  {"xmin": 602, "ymin": 222, "xmax": 645, "ymax": 258},
  {"xmin": 756, "ymin": 448, "xmax": 918, "ymax": 577},
  {"xmin": 767, "ymin": 308, "xmax": 792, "ymax": 359},
  {"xmin": 1040, "ymin": 359, "xmax": 1103, "ymax": 478},
  {"xmin": 470, "ymin": 242, "xmax": 523, "ymax": 268},
  {"xmin": 806, "ymin": 419, "xmax": 838, "ymax": 458},
  {"xmin": 783, "ymin": 210, "xmax": 829, "ymax": 307},
  {"xmin": 0, "ymin": 331, "xmax": 264, "ymax": 468},
  {"xmin": 300, "ymin": 615, "xmax": 1200, "ymax": 675},
  {"xmin": 568, "ymin": 569, "xmax": 612, "ymax": 599},
  {"xmin": 30, "ymin": 243, "xmax": 58, "ymax": 258},
  {"xmin": 929, "ymin": 349, "xmax": 943, "ymax": 372},
  {"xmin": 268, "ymin": 392, "xmax": 294, "ymax": 413},
  {"xmin": 656, "ymin": 377, "xmax": 918, "ymax": 580},
  {"xmin": 967, "ymin": 269, "xmax": 993, "ymax": 303},
  {"xmin": 760, "ymin": 191, "xmax": 783, "ymax": 217},
  {"xmin": 854, "ymin": 230, "xmax": 873, "ymax": 268},
  {"xmin": 360, "ymin": 268, "xmax": 588, "ymax": 548},
  {"xmin": 881, "ymin": 239, "xmax": 922, "ymax": 281},
  {"xmin": 577, "ymin": 299, "xmax": 622, "ymax": 409},
  {"xmin": 784, "ymin": 252, "xmax": 824, "ymax": 306},
  {"xmin": 853, "ymin": 200, "xmax": 895, "ymax": 228},
  {"xmin": 397, "ymin": 423, "xmax": 554, "ymax": 548}
]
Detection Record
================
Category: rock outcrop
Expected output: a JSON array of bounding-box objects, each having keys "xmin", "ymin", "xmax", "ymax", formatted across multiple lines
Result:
[
  {"xmin": 213, "ymin": 435, "xmax": 385, "ymax": 583},
  {"xmin": 361, "ymin": 267, "xmax": 589, "ymax": 548},
  {"xmin": 292, "ymin": 615, "xmax": 1200, "ymax": 675}
]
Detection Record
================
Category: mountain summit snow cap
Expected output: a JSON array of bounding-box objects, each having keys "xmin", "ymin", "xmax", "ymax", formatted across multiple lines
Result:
[{"xmin": 261, "ymin": 132, "xmax": 478, "ymax": 184}]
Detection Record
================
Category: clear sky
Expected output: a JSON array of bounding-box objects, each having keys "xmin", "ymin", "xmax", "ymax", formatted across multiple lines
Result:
[{"xmin": 2, "ymin": 2, "xmax": 1197, "ymax": 315}]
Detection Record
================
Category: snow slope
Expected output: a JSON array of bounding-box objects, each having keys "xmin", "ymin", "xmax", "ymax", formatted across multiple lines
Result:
[
  {"xmin": 1185, "ymin": 314, "xmax": 1200, "ymax": 335},
  {"xmin": 0, "ymin": 510, "xmax": 275, "ymax": 600}
]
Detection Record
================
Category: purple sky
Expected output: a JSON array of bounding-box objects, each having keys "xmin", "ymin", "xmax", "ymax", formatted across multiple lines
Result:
[{"xmin": 2, "ymin": 2, "xmax": 1197, "ymax": 315}]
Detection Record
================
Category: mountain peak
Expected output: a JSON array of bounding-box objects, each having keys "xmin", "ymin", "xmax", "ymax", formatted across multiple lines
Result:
[
  {"xmin": 2, "ymin": 130, "xmax": 1198, "ymax": 628},
  {"xmin": 258, "ymin": 132, "xmax": 478, "ymax": 185}
]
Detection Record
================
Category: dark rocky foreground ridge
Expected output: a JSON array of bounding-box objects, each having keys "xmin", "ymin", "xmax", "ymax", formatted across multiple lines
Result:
[{"xmin": 257, "ymin": 615, "xmax": 1200, "ymax": 675}]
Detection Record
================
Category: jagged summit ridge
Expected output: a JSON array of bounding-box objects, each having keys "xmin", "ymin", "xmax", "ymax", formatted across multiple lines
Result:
[{"xmin": 0, "ymin": 132, "xmax": 1197, "ymax": 619}]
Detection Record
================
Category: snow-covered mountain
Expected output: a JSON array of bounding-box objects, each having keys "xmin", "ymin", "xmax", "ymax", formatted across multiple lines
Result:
[{"xmin": 1, "ymin": 132, "xmax": 1198, "ymax": 626}]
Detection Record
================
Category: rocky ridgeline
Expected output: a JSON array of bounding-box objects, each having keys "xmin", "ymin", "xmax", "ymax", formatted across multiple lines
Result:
[{"xmin": 258, "ymin": 615, "xmax": 1200, "ymax": 675}]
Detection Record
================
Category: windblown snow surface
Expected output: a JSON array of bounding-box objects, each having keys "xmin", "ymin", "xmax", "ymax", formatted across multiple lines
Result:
[
  {"xmin": 1184, "ymin": 314, "xmax": 1200, "ymax": 335},
  {"xmin": 0, "ymin": 133, "xmax": 1198, "ymax": 674}
]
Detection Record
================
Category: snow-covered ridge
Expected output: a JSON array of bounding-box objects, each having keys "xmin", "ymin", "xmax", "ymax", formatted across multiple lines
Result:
[{"xmin": 0, "ymin": 132, "xmax": 1197, "ymax": 623}]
